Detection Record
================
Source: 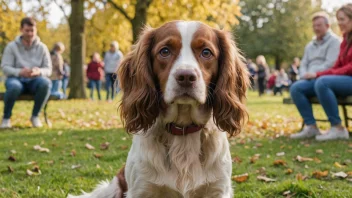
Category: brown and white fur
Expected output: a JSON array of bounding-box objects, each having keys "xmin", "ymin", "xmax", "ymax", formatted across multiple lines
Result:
[{"xmin": 68, "ymin": 21, "xmax": 249, "ymax": 198}]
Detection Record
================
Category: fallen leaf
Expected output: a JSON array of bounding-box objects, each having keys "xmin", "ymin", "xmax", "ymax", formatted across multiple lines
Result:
[
  {"xmin": 333, "ymin": 172, "xmax": 348, "ymax": 178},
  {"xmin": 348, "ymin": 143, "xmax": 352, "ymax": 148},
  {"xmin": 24, "ymin": 142, "xmax": 28, "ymax": 146},
  {"xmin": 312, "ymin": 170, "xmax": 329, "ymax": 179},
  {"xmin": 296, "ymin": 155, "xmax": 313, "ymax": 162},
  {"xmin": 32, "ymin": 165, "xmax": 41, "ymax": 174},
  {"xmin": 26, "ymin": 169, "xmax": 34, "ymax": 176},
  {"xmin": 100, "ymin": 142, "xmax": 110, "ymax": 150},
  {"xmin": 47, "ymin": 160, "xmax": 54, "ymax": 165},
  {"xmin": 316, "ymin": 149, "xmax": 324, "ymax": 154},
  {"xmin": 276, "ymin": 152, "xmax": 285, "ymax": 156},
  {"xmin": 94, "ymin": 153, "xmax": 103, "ymax": 158},
  {"xmin": 313, "ymin": 157, "xmax": 322, "ymax": 163},
  {"xmin": 33, "ymin": 145, "xmax": 50, "ymax": 153},
  {"xmin": 273, "ymin": 160, "xmax": 286, "ymax": 166},
  {"xmin": 27, "ymin": 161, "xmax": 37, "ymax": 165},
  {"xmin": 71, "ymin": 150, "xmax": 76, "ymax": 157},
  {"xmin": 347, "ymin": 171, "xmax": 352, "ymax": 177},
  {"xmin": 255, "ymin": 143, "xmax": 263, "ymax": 147},
  {"xmin": 8, "ymin": 156, "xmax": 16, "ymax": 162},
  {"xmin": 331, "ymin": 154, "xmax": 340, "ymax": 158},
  {"xmin": 96, "ymin": 164, "xmax": 101, "ymax": 169},
  {"xmin": 334, "ymin": 162, "xmax": 346, "ymax": 168},
  {"xmin": 285, "ymin": 169, "xmax": 293, "ymax": 174},
  {"xmin": 10, "ymin": 150, "xmax": 16, "ymax": 154},
  {"xmin": 283, "ymin": 190, "xmax": 291, "ymax": 196},
  {"xmin": 71, "ymin": 164, "xmax": 81, "ymax": 169},
  {"xmin": 296, "ymin": 173, "xmax": 307, "ymax": 181},
  {"xmin": 257, "ymin": 175, "xmax": 276, "ymax": 182},
  {"xmin": 120, "ymin": 145, "xmax": 128, "ymax": 150},
  {"xmin": 57, "ymin": 131, "xmax": 63, "ymax": 136},
  {"xmin": 255, "ymin": 167, "xmax": 266, "ymax": 175},
  {"xmin": 85, "ymin": 143, "xmax": 95, "ymax": 150},
  {"xmin": 7, "ymin": 166, "xmax": 14, "ymax": 173},
  {"xmin": 250, "ymin": 154, "xmax": 260, "ymax": 164},
  {"xmin": 347, "ymin": 178, "xmax": 352, "ymax": 182},
  {"xmin": 232, "ymin": 156, "xmax": 242, "ymax": 164},
  {"xmin": 121, "ymin": 137, "xmax": 127, "ymax": 141},
  {"xmin": 232, "ymin": 173, "xmax": 249, "ymax": 183}
]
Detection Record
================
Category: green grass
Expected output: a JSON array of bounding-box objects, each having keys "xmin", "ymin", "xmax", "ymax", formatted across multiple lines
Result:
[{"xmin": 0, "ymin": 90, "xmax": 352, "ymax": 198}]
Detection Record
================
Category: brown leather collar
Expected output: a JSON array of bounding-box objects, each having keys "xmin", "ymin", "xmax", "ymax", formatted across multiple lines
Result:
[{"xmin": 166, "ymin": 123, "xmax": 204, "ymax": 136}]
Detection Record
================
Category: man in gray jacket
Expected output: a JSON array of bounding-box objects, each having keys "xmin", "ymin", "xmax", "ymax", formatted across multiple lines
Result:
[
  {"xmin": 1, "ymin": 17, "xmax": 52, "ymax": 128},
  {"xmin": 104, "ymin": 41, "xmax": 123, "ymax": 102},
  {"xmin": 290, "ymin": 12, "xmax": 341, "ymax": 139}
]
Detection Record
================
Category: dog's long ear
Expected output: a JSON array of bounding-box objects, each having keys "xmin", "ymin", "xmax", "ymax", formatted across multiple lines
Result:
[
  {"xmin": 212, "ymin": 29, "xmax": 249, "ymax": 136},
  {"xmin": 118, "ymin": 28, "xmax": 159, "ymax": 134}
]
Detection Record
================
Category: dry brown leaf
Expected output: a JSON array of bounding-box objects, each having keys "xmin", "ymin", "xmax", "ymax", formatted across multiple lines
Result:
[
  {"xmin": 232, "ymin": 173, "xmax": 249, "ymax": 183},
  {"xmin": 10, "ymin": 150, "xmax": 16, "ymax": 154},
  {"xmin": 27, "ymin": 161, "xmax": 37, "ymax": 165},
  {"xmin": 47, "ymin": 160, "xmax": 54, "ymax": 165},
  {"xmin": 348, "ymin": 143, "xmax": 352, "ymax": 148},
  {"xmin": 71, "ymin": 150, "xmax": 76, "ymax": 157},
  {"xmin": 312, "ymin": 170, "xmax": 329, "ymax": 179},
  {"xmin": 333, "ymin": 172, "xmax": 348, "ymax": 178},
  {"xmin": 7, "ymin": 166, "xmax": 14, "ymax": 173},
  {"xmin": 57, "ymin": 131, "xmax": 63, "ymax": 136},
  {"xmin": 250, "ymin": 154, "xmax": 260, "ymax": 164},
  {"xmin": 32, "ymin": 165, "xmax": 41, "ymax": 174},
  {"xmin": 100, "ymin": 142, "xmax": 110, "ymax": 150},
  {"xmin": 232, "ymin": 156, "xmax": 242, "ymax": 164},
  {"xmin": 273, "ymin": 160, "xmax": 287, "ymax": 166},
  {"xmin": 8, "ymin": 156, "xmax": 16, "ymax": 162},
  {"xmin": 316, "ymin": 149, "xmax": 324, "ymax": 154},
  {"xmin": 347, "ymin": 171, "xmax": 352, "ymax": 177},
  {"xmin": 94, "ymin": 153, "xmax": 103, "ymax": 158},
  {"xmin": 257, "ymin": 175, "xmax": 276, "ymax": 182},
  {"xmin": 120, "ymin": 145, "xmax": 128, "ymax": 150},
  {"xmin": 334, "ymin": 162, "xmax": 346, "ymax": 168},
  {"xmin": 296, "ymin": 173, "xmax": 307, "ymax": 181},
  {"xmin": 85, "ymin": 143, "xmax": 95, "ymax": 150},
  {"xmin": 26, "ymin": 169, "xmax": 34, "ymax": 176},
  {"xmin": 296, "ymin": 155, "xmax": 313, "ymax": 162},
  {"xmin": 285, "ymin": 168, "xmax": 293, "ymax": 174},
  {"xmin": 313, "ymin": 157, "xmax": 322, "ymax": 163},
  {"xmin": 347, "ymin": 178, "xmax": 352, "ymax": 182},
  {"xmin": 283, "ymin": 190, "xmax": 291, "ymax": 196}
]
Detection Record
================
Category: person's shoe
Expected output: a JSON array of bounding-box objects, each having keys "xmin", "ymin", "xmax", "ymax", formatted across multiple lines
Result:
[
  {"xmin": 290, "ymin": 125, "xmax": 321, "ymax": 139},
  {"xmin": 31, "ymin": 116, "xmax": 43, "ymax": 128},
  {"xmin": 0, "ymin": 119, "xmax": 12, "ymax": 128},
  {"xmin": 316, "ymin": 127, "xmax": 349, "ymax": 141}
]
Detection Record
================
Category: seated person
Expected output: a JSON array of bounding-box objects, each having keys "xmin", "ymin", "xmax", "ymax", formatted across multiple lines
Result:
[
  {"xmin": 0, "ymin": 17, "xmax": 52, "ymax": 128},
  {"xmin": 290, "ymin": 7, "xmax": 352, "ymax": 141}
]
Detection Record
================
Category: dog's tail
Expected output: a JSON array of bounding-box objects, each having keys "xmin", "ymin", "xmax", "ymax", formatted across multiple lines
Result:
[{"xmin": 68, "ymin": 167, "xmax": 127, "ymax": 198}]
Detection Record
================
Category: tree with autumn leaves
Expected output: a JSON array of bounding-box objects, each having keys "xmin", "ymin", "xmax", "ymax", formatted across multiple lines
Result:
[{"xmin": 1, "ymin": 0, "xmax": 326, "ymax": 98}]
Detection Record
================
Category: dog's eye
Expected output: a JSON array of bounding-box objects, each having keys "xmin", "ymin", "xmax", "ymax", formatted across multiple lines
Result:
[
  {"xmin": 159, "ymin": 47, "xmax": 171, "ymax": 57},
  {"xmin": 201, "ymin": 49, "xmax": 212, "ymax": 58}
]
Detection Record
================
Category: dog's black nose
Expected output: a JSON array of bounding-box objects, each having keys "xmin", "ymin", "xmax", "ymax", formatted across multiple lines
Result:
[{"xmin": 174, "ymin": 69, "xmax": 197, "ymax": 87}]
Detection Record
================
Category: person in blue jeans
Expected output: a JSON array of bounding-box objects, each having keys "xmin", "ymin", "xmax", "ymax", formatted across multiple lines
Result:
[
  {"xmin": 104, "ymin": 41, "xmax": 123, "ymax": 102},
  {"xmin": 87, "ymin": 52, "xmax": 104, "ymax": 100},
  {"xmin": 50, "ymin": 42, "xmax": 65, "ymax": 99},
  {"xmin": 290, "ymin": 6, "xmax": 352, "ymax": 141},
  {"xmin": 0, "ymin": 17, "xmax": 52, "ymax": 128}
]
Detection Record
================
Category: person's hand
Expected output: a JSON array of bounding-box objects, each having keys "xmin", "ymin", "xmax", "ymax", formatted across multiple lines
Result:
[
  {"xmin": 19, "ymin": 67, "xmax": 32, "ymax": 78},
  {"xmin": 30, "ymin": 67, "xmax": 41, "ymax": 77},
  {"xmin": 303, "ymin": 72, "xmax": 317, "ymax": 79}
]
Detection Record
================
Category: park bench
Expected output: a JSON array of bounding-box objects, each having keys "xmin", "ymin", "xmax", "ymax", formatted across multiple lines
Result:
[
  {"xmin": 0, "ymin": 93, "xmax": 60, "ymax": 127},
  {"xmin": 283, "ymin": 96, "xmax": 352, "ymax": 129}
]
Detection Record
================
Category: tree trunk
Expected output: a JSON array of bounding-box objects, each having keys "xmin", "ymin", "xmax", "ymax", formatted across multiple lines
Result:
[
  {"xmin": 68, "ymin": 0, "xmax": 86, "ymax": 99},
  {"xmin": 131, "ymin": 0, "xmax": 151, "ymax": 42}
]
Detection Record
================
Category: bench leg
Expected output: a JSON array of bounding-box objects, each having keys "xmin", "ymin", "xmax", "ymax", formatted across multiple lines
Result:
[
  {"xmin": 44, "ymin": 102, "xmax": 52, "ymax": 128},
  {"xmin": 342, "ymin": 105, "xmax": 349, "ymax": 129}
]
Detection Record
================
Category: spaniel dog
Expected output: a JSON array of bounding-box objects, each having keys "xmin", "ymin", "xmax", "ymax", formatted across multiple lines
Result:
[{"xmin": 69, "ymin": 21, "xmax": 249, "ymax": 198}]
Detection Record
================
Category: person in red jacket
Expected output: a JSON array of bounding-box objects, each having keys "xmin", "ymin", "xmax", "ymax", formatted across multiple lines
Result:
[
  {"xmin": 291, "ymin": 4, "xmax": 352, "ymax": 141},
  {"xmin": 87, "ymin": 52, "xmax": 104, "ymax": 100}
]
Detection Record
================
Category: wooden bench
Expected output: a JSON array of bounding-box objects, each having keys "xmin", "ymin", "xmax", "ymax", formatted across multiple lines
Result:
[
  {"xmin": 0, "ymin": 93, "xmax": 60, "ymax": 127},
  {"xmin": 283, "ymin": 96, "xmax": 352, "ymax": 129}
]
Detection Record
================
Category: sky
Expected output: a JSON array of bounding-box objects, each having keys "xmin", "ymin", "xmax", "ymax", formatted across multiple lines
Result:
[{"xmin": 21, "ymin": 0, "xmax": 351, "ymax": 27}]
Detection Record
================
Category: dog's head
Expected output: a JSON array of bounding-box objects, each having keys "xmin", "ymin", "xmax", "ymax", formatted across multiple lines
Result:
[{"xmin": 118, "ymin": 21, "xmax": 249, "ymax": 136}]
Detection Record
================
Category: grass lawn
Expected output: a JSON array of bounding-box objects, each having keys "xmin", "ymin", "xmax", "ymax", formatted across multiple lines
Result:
[{"xmin": 0, "ymin": 90, "xmax": 352, "ymax": 198}]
